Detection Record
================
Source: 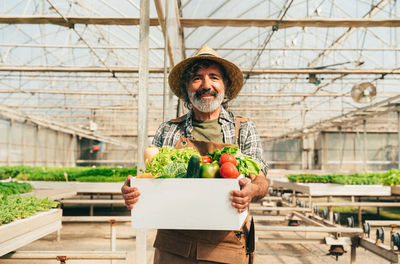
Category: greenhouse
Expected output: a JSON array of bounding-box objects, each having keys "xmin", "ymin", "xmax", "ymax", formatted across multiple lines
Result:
[{"xmin": 0, "ymin": 0, "xmax": 400, "ymax": 263}]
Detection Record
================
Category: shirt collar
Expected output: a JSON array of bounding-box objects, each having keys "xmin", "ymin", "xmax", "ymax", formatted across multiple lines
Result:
[{"xmin": 184, "ymin": 107, "xmax": 234, "ymax": 135}]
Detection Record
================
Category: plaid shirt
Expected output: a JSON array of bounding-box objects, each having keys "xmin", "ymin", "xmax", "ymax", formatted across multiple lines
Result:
[{"xmin": 152, "ymin": 107, "xmax": 268, "ymax": 175}]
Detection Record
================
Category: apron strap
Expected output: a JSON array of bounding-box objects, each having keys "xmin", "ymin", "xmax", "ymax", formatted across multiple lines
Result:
[
  {"xmin": 170, "ymin": 114, "xmax": 188, "ymax": 142},
  {"xmin": 242, "ymin": 217, "xmax": 255, "ymax": 263},
  {"xmin": 180, "ymin": 124, "xmax": 187, "ymax": 140},
  {"xmin": 234, "ymin": 116, "xmax": 249, "ymax": 145}
]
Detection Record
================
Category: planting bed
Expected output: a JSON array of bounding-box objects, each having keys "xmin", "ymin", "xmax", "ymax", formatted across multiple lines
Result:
[{"xmin": 0, "ymin": 209, "xmax": 62, "ymax": 256}]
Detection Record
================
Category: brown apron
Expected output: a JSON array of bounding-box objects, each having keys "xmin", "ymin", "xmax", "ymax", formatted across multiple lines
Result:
[{"xmin": 153, "ymin": 116, "xmax": 254, "ymax": 264}]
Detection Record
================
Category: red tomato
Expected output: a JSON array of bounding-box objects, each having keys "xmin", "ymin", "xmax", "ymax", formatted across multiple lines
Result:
[
  {"xmin": 219, "ymin": 154, "xmax": 237, "ymax": 166},
  {"xmin": 202, "ymin": 156, "xmax": 212, "ymax": 163},
  {"xmin": 219, "ymin": 162, "xmax": 240, "ymax": 179}
]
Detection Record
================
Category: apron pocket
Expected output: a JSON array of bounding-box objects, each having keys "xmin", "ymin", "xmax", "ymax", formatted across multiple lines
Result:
[
  {"xmin": 196, "ymin": 242, "xmax": 247, "ymax": 264},
  {"xmin": 153, "ymin": 231, "xmax": 192, "ymax": 258}
]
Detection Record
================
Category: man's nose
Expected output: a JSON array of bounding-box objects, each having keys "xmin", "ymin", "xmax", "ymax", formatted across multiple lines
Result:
[{"xmin": 202, "ymin": 76, "xmax": 212, "ymax": 89}]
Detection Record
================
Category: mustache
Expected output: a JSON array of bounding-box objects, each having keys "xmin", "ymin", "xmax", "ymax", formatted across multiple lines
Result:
[{"xmin": 195, "ymin": 89, "xmax": 218, "ymax": 99}]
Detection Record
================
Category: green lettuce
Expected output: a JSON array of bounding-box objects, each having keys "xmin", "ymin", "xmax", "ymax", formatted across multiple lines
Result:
[
  {"xmin": 145, "ymin": 147, "xmax": 199, "ymax": 177},
  {"xmin": 163, "ymin": 162, "xmax": 188, "ymax": 178}
]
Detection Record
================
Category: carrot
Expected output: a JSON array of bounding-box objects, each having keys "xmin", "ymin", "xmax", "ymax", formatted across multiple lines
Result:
[{"xmin": 136, "ymin": 173, "xmax": 155, "ymax": 178}]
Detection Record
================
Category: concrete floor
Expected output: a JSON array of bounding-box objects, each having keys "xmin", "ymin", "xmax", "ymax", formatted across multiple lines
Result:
[
  {"xmin": 0, "ymin": 210, "xmax": 389, "ymax": 264},
  {"xmin": 0, "ymin": 170, "xmax": 395, "ymax": 263}
]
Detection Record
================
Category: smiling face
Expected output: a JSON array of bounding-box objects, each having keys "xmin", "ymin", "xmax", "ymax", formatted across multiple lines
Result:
[{"xmin": 187, "ymin": 64, "xmax": 226, "ymax": 114}]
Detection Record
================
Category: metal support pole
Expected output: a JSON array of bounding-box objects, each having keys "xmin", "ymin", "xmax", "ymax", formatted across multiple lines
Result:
[
  {"xmin": 54, "ymin": 131, "xmax": 58, "ymax": 166},
  {"xmin": 363, "ymin": 120, "xmax": 367, "ymax": 171},
  {"xmin": 398, "ymin": 111, "xmax": 400, "ymax": 169},
  {"xmin": 57, "ymin": 229, "xmax": 61, "ymax": 242},
  {"xmin": 137, "ymin": 0, "xmax": 149, "ymax": 172},
  {"xmin": 339, "ymin": 126, "xmax": 344, "ymax": 171},
  {"xmin": 358, "ymin": 207, "xmax": 362, "ymax": 228},
  {"xmin": 110, "ymin": 219, "xmax": 116, "ymax": 251},
  {"xmin": 21, "ymin": 120, "xmax": 25, "ymax": 165},
  {"xmin": 377, "ymin": 197, "xmax": 380, "ymax": 216},
  {"xmin": 7, "ymin": 120, "xmax": 12, "ymax": 166},
  {"xmin": 350, "ymin": 243, "xmax": 357, "ymax": 264},
  {"xmin": 137, "ymin": 0, "xmax": 150, "ymax": 263},
  {"xmin": 292, "ymin": 190, "xmax": 296, "ymax": 206},
  {"xmin": 136, "ymin": 229, "xmax": 147, "ymax": 264},
  {"xmin": 34, "ymin": 125, "xmax": 39, "ymax": 166},
  {"xmin": 301, "ymin": 136, "xmax": 305, "ymax": 170},
  {"xmin": 322, "ymin": 132, "xmax": 326, "ymax": 170},
  {"xmin": 45, "ymin": 128, "xmax": 49, "ymax": 166},
  {"xmin": 162, "ymin": 0, "xmax": 169, "ymax": 122},
  {"xmin": 71, "ymin": 135, "xmax": 76, "ymax": 167}
]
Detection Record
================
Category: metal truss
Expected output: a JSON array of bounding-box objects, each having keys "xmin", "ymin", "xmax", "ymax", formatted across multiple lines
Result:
[{"xmin": 0, "ymin": 0, "xmax": 399, "ymax": 139}]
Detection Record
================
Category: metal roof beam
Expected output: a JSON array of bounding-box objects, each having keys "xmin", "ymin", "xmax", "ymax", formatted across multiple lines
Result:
[
  {"xmin": 276, "ymin": 0, "xmax": 391, "ymax": 104},
  {"xmin": 0, "ymin": 105, "xmax": 135, "ymax": 147},
  {"xmin": 270, "ymin": 94, "xmax": 400, "ymax": 141},
  {"xmin": 2, "ymin": 104, "xmax": 379, "ymax": 112},
  {"xmin": 1, "ymin": 66, "xmax": 399, "ymax": 74},
  {"xmin": 3, "ymin": 44, "xmax": 400, "ymax": 51},
  {"xmin": 1, "ymin": 16, "xmax": 400, "ymax": 28}
]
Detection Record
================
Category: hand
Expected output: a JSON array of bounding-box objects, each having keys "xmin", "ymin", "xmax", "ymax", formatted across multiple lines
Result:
[
  {"xmin": 121, "ymin": 175, "xmax": 140, "ymax": 210},
  {"xmin": 230, "ymin": 177, "xmax": 253, "ymax": 213}
]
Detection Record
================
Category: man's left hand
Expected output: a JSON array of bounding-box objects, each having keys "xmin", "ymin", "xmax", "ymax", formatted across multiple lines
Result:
[{"xmin": 230, "ymin": 177, "xmax": 254, "ymax": 213}]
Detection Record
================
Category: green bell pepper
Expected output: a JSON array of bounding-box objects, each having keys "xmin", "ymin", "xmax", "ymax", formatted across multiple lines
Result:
[{"xmin": 200, "ymin": 161, "xmax": 220, "ymax": 178}]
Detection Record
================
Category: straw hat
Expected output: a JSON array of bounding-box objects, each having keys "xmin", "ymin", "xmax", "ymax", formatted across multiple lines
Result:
[{"xmin": 168, "ymin": 45, "xmax": 244, "ymax": 102}]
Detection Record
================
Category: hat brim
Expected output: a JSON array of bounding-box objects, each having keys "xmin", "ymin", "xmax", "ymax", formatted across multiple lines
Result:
[{"xmin": 168, "ymin": 55, "xmax": 244, "ymax": 102}]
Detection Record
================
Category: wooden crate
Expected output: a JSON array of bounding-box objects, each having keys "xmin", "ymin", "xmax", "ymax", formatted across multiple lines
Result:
[{"xmin": 0, "ymin": 209, "xmax": 62, "ymax": 256}]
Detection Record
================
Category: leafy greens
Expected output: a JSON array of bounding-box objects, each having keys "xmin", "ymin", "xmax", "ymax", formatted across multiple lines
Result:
[
  {"xmin": 207, "ymin": 146, "xmax": 263, "ymax": 177},
  {"xmin": 145, "ymin": 147, "xmax": 200, "ymax": 178}
]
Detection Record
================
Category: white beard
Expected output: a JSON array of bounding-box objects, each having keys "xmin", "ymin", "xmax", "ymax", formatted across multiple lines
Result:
[{"xmin": 188, "ymin": 89, "xmax": 225, "ymax": 113}]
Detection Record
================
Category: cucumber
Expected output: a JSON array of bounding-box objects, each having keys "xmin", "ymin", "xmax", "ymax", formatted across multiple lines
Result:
[{"xmin": 186, "ymin": 155, "xmax": 200, "ymax": 178}]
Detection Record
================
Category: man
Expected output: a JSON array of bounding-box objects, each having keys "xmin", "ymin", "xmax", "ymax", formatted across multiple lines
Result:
[{"xmin": 122, "ymin": 46, "xmax": 268, "ymax": 264}]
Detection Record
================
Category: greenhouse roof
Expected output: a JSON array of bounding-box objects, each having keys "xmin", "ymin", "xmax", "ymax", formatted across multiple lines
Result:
[{"xmin": 0, "ymin": 0, "xmax": 399, "ymax": 145}]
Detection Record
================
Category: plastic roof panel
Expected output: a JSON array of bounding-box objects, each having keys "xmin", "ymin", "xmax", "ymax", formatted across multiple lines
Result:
[{"xmin": 0, "ymin": 0, "xmax": 399, "ymax": 140}]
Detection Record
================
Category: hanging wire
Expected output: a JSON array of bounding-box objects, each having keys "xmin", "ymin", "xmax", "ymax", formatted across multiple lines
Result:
[
  {"xmin": 244, "ymin": 0, "xmax": 294, "ymax": 85},
  {"xmin": 46, "ymin": 0, "xmax": 137, "ymax": 98}
]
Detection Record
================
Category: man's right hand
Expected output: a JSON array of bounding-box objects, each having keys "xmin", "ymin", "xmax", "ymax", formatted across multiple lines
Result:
[{"xmin": 121, "ymin": 175, "xmax": 140, "ymax": 210}]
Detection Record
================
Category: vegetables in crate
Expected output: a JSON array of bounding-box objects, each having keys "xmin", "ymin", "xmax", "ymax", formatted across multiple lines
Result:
[
  {"xmin": 186, "ymin": 156, "xmax": 201, "ymax": 178},
  {"xmin": 143, "ymin": 146, "xmax": 262, "ymax": 179},
  {"xmin": 145, "ymin": 147, "xmax": 200, "ymax": 178},
  {"xmin": 206, "ymin": 146, "xmax": 262, "ymax": 177},
  {"xmin": 143, "ymin": 145, "xmax": 159, "ymax": 163},
  {"xmin": 200, "ymin": 162, "xmax": 220, "ymax": 178},
  {"xmin": 219, "ymin": 162, "xmax": 240, "ymax": 179}
]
